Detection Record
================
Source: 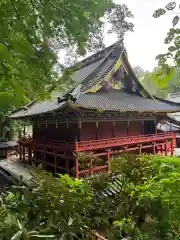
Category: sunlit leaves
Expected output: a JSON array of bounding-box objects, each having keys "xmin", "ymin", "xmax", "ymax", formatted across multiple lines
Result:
[
  {"xmin": 173, "ymin": 15, "xmax": 180, "ymax": 27},
  {"xmin": 152, "ymin": 66, "xmax": 174, "ymax": 89},
  {"xmin": 165, "ymin": 1, "xmax": 176, "ymax": 10},
  {"xmin": 153, "ymin": 8, "xmax": 166, "ymax": 18},
  {"xmin": 83, "ymin": 11, "xmax": 91, "ymax": 19}
]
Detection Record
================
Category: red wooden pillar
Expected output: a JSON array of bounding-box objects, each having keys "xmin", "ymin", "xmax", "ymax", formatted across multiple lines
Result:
[
  {"xmin": 172, "ymin": 135, "xmax": 176, "ymax": 148},
  {"xmin": 165, "ymin": 140, "xmax": 168, "ymax": 156},
  {"xmin": 74, "ymin": 137, "xmax": 79, "ymax": 178},
  {"xmin": 171, "ymin": 140, "xmax": 174, "ymax": 156},
  {"xmin": 171, "ymin": 135, "xmax": 176, "ymax": 155}
]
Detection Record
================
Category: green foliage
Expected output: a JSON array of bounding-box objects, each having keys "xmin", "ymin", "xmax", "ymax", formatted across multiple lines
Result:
[
  {"xmin": 2, "ymin": 154, "xmax": 180, "ymax": 239},
  {"xmin": 153, "ymin": 1, "xmax": 180, "ymax": 84},
  {"xmin": 135, "ymin": 65, "xmax": 180, "ymax": 98},
  {"xmin": 0, "ymin": 171, "xmax": 92, "ymax": 239},
  {"xmin": 0, "ymin": 0, "xmax": 134, "ymax": 103}
]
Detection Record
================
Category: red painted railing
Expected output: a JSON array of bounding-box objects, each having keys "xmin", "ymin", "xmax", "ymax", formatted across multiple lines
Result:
[
  {"xmin": 19, "ymin": 132, "xmax": 176, "ymax": 152},
  {"xmin": 77, "ymin": 132, "xmax": 176, "ymax": 151}
]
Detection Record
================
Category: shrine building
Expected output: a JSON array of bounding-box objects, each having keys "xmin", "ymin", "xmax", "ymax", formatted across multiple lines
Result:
[{"xmin": 11, "ymin": 43, "xmax": 180, "ymax": 177}]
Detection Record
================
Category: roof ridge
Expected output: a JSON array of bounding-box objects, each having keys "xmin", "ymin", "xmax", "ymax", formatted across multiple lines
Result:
[
  {"xmin": 79, "ymin": 44, "xmax": 122, "ymax": 93},
  {"xmin": 72, "ymin": 42, "xmax": 118, "ymax": 71},
  {"xmin": 66, "ymin": 43, "xmax": 121, "ymax": 98}
]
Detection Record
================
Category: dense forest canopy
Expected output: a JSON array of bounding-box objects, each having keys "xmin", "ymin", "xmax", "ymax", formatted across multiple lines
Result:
[{"xmin": 0, "ymin": 0, "xmax": 134, "ymax": 106}]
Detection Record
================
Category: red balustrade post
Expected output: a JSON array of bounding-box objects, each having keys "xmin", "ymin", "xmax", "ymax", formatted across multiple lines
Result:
[
  {"xmin": 74, "ymin": 136, "xmax": 79, "ymax": 152},
  {"xmin": 172, "ymin": 135, "xmax": 176, "ymax": 155},
  {"xmin": 107, "ymin": 150, "xmax": 111, "ymax": 173},
  {"xmin": 165, "ymin": 140, "xmax": 168, "ymax": 156}
]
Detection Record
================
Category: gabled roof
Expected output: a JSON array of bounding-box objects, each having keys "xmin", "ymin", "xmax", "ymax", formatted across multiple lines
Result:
[
  {"xmin": 68, "ymin": 42, "xmax": 150, "ymax": 96},
  {"xmin": 11, "ymin": 43, "xmax": 180, "ymax": 119}
]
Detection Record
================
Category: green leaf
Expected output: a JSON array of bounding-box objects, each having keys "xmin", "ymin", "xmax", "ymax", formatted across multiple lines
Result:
[
  {"xmin": 165, "ymin": 2, "xmax": 176, "ymax": 11},
  {"xmin": 10, "ymin": 231, "xmax": 22, "ymax": 240},
  {"xmin": 175, "ymin": 50, "xmax": 180, "ymax": 60},
  {"xmin": 83, "ymin": 11, "xmax": 91, "ymax": 19},
  {"xmin": 168, "ymin": 46, "xmax": 177, "ymax": 52},
  {"xmin": 31, "ymin": 235, "xmax": 55, "ymax": 238},
  {"xmin": 165, "ymin": 28, "xmax": 176, "ymax": 44},
  {"xmin": 153, "ymin": 8, "xmax": 166, "ymax": 18},
  {"xmin": 172, "ymin": 15, "xmax": 180, "ymax": 27},
  {"xmin": 174, "ymin": 35, "xmax": 180, "ymax": 47}
]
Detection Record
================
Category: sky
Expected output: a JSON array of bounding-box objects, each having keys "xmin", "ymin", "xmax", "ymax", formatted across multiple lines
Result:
[{"xmin": 104, "ymin": 0, "xmax": 175, "ymax": 71}]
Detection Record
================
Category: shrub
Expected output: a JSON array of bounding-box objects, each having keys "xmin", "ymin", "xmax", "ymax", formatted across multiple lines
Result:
[{"xmin": 1, "ymin": 154, "xmax": 180, "ymax": 239}]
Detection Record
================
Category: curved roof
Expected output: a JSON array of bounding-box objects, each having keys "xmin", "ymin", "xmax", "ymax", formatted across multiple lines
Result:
[
  {"xmin": 11, "ymin": 44, "xmax": 180, "ymax": 119},
  {"xmin": 11, "ymin": 90, "xmax": 180, "ymax": 119}
]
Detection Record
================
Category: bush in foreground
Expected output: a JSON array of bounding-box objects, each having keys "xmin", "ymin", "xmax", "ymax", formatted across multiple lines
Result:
[{"xmin": 1, "ymin": 154, "xmax": 180, "ymax": 239}]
